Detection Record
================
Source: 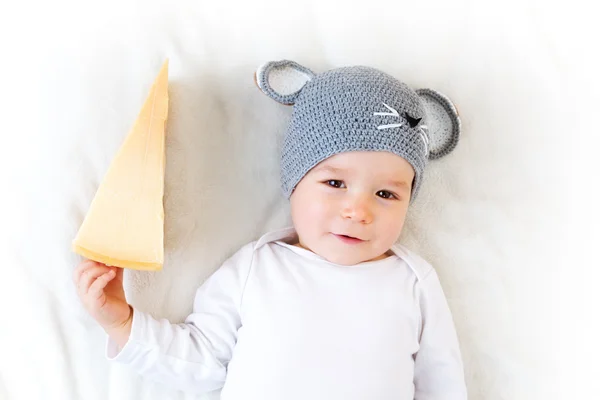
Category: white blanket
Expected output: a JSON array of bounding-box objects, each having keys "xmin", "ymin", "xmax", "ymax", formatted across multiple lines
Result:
[{"xmin": 1, "ymin": 0, "xmax": 597, "ymax": 399}]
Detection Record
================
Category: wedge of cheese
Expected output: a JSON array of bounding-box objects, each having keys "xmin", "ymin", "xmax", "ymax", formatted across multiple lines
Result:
[{"xmin": 73, "ymin": 60, "xmax": 169, "ymax": 271}]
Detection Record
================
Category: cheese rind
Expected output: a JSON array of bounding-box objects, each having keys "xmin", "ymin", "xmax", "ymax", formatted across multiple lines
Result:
[
  {"xmin": 72, "ymin": 245, "xmax": 162, "ymax": 271},
  {"xmin": 72, "ymin": 60, "xmax": 169, "ymax": 271}
]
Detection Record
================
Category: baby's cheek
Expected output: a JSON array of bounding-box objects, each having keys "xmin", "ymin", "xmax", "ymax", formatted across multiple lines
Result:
[
  {"xmin": 382, "ymin": 210, "xmax": 407, "ymax": 240},
  {"xmin": 309, "ymin": 195, "xmax": 331, "ymax": 216},
  {"xmin": 291, "ymin": 195, "xmax": 322, "ymax": 234}
]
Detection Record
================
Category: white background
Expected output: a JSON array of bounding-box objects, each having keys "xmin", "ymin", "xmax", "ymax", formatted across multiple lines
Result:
[{"xmin": 0, "ymin": 0, "xmax": 598, "ymax": 399}]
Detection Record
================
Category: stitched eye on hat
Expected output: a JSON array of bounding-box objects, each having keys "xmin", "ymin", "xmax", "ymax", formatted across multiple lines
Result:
[{"xmin": 405, "ymin": 113, "xmax": 422, "ymax": 128}]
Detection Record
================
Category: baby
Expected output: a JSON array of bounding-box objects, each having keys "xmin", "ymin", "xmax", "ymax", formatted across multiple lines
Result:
[{"xmin": 74, "ymin": 60, "xmax": 467, "ymax": 399}]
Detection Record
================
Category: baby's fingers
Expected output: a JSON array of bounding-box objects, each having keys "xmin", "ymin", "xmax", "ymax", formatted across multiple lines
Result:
[
  {"xmin": 87, "ymin": 270, "xmax": 116, "ymax": 300},
  {"xmin": 114, "ymin": 266, "xmax": 124, "ymax": 281},
  {"xmin": 73, "ymin": 260, "xmax": 93, "ymax": 284},
  {"xmin": 73, "ymin": 259, "xmax": 105, "ymax": 285},
  {"xmin": 78, "ymin": 266, "xmax": 111, "ymax": 295}
]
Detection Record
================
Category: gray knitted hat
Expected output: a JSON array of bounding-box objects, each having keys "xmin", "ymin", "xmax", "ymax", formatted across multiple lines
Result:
[{"xmin": 255, "ymin": 60, "xmax": 461, "ymax": 200}]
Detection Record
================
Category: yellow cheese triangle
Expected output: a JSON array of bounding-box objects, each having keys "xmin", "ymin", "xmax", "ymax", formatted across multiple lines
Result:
[{"xmin": 73, "ymin": 60, "xmax": 169, "ymax": 271}]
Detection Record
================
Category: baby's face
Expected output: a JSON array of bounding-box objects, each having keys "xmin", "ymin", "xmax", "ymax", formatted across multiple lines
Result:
[{"xmin": 290, "ymin": 151, "xmax": 414, "ymax": 266}]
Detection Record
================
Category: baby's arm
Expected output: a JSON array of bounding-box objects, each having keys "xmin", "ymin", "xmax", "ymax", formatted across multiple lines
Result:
[
  {"xmin": 74, "ymin": 243, "xmax": 254, "ymax": 394},
  {"xmin": 413, "ymin": 268, "xmax": 468, "ymax": 400}
]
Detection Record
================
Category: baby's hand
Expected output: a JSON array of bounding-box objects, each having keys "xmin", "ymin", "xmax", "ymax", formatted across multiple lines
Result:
[{"xmin": 73, "ymin": 260, "xmax": 132, "ymax": 343}]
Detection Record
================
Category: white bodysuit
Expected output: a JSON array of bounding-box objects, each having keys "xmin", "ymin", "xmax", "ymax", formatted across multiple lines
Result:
[{"xmin": 107, "ymin": 227, "xmax": 467, "ymax": 399}]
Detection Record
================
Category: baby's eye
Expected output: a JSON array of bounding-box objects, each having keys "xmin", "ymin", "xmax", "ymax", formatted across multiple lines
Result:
[
  {"xmin": 325, "ymin": 180, "xmax": 345, "ymax": 188},
  {"xmin": 376, "ymin": 190, "xmax": 396, "ymax": 199}
]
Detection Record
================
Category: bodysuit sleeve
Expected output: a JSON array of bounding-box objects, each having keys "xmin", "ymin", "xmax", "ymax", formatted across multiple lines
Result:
[
  {"xmin": 413, "ymin": 268, "xmax": 468, "ymax": 400},
  {"xmin": 105, "ymin": 242, "xmax": 255, "ymax": 394}
]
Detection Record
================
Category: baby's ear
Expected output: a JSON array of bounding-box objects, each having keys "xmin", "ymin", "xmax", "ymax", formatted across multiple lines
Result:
[
  {"xmin": 254, "ymin": 60, "xmax": 315, "ymax": 105},
  {"xmin": 415, "ymin": 88, "xmax": 462, "ymax": 160}
]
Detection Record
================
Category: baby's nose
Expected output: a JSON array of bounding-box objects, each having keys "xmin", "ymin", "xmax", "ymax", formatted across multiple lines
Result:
[{"xmin": 341, "ymin": 196, "xmax": 373, "ymax": 224}]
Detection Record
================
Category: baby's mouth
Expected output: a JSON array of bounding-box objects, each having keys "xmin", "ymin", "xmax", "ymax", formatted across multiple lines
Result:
[{"xmin": 332, "ymin": 233, "xmax": 365, "ymax": 243}]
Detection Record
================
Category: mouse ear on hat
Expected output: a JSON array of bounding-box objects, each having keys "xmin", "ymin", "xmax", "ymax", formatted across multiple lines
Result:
[
  {"xmin": 415, "ymin": 88, "xmax": 462, "ymax": 160},
  {"xmin": 254, "ymin": 60, "xmax": 315, "ymax": 105}
]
